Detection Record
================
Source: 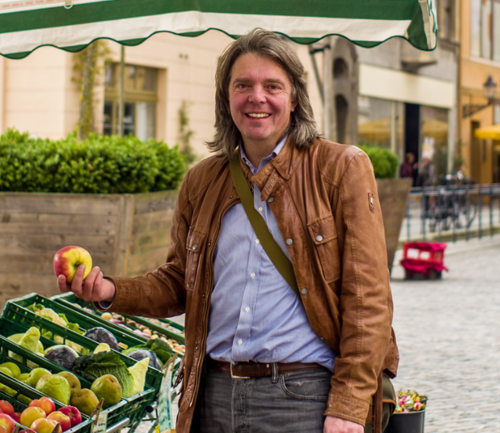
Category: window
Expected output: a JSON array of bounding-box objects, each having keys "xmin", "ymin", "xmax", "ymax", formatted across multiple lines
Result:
[
  {"xmin": 438, "ymin": 0, "xmax": 456, "ymax": 40},
  {"xmin": 421, "ymin": 106, "xmax": 449, "ymax": 176},
  {"xmin": 470, "ymin": 0, "xmax": 500, "ymax": 61},
  {"xmin": 494, "ymin": 102, "xmax": 500, "ymax": 124},
  {"xmin": 103, "ymin": 64, "xmax": 158, "ymax": 140}
]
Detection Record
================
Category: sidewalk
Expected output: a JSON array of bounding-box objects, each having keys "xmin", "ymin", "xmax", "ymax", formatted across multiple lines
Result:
[{"xmin": 391, "ymin": 235, "xmax": 500, "ymax": 432}]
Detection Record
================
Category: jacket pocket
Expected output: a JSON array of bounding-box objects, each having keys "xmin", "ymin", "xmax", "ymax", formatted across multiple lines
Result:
[
  {"xmin": 185, "ymin": 229, "xmax": 206, "ymax": 291},
  {"xmin": 307, "ymin": 214, "xmax": 341, "ymax": 283}
]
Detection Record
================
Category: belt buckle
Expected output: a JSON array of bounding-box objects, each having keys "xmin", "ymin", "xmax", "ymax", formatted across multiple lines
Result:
[{"xmin": 230, "ymin": 363, "xmax": 250, "ymax": 380}]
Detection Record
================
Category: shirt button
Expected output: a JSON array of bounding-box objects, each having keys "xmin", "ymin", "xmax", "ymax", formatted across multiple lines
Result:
[
  {"xmin": 245, "ymin": 307, "xmax": 250, "ymax": 312},
  {"xmin": 286, "ymin": 239, "xmax": 293, "ymax": 245},
  {"xmin": 255, "ymin": 239, "xmax": 260, "ymax": 244},
  {"xmin": 250, "ymin": 272, "xmax": 256, "ymax": 278},
  {"xmin": 315, "ymin": 235, "xmax": 323, "ymax": 242},
  {"xmin": 300, "ymin": 288, "xmax": 308, "ymax": 295},
  {"xmin": 238, "ymin": 339, "xmax": 243, "ymax": 345},
  {"xmin": 268, "ymin": 197, "xmax": 274, "ymax": 203},
  {"xmin": 258, "ymin": 207, "xmax": 263, "ymax": 212},
  {"xmin": 192, "ymin": 243, "xmax": 198, "ymax": 250}
]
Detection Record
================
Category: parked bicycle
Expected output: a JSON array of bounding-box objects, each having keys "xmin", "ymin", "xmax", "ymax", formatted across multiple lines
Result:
[{"xmin": 427, "ymin": 187, "xmax": 477, "ymax": 232}]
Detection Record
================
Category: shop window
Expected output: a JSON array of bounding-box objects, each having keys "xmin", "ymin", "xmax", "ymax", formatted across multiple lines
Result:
[
  {"xmin": 470, "ymin": 0, "xmax": 500, "ymax": 61},
  {"xmin": 358, "ymin": 96, "xmax": 404, "ymax": 155},
  {"xmin": 103, "ymin": 64, "xmax": 158, "ymax": 140},
  {"xmin": 494, "ymin": 102, "xmax": 500, "ymax": 124},
  {"xmin": 438, "ymin": 0, "xmax": 456, "ymax": 40},
  {"xmin": 421, "ymin": 106, "xmax": 449, "ymax": 176}
]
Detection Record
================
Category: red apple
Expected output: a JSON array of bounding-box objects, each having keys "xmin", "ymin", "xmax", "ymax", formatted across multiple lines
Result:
[
  {"xmin": 0, "ymin": 425, "xmax": 8, "ymax": 433},
  {"xmin": 10, "ymin": 413, "xmax": 21, "ymax": 424},
  {"xmin": 0, "ymin": 402, "xmax": 13, "ymax": 416},
  {"xmin": 56, "ymin": 407, "xmax": 81, "ymax": 428},
  {"xmin": 18, "ymin": 430, "xmax": 37, "ymax": 433},
  {"xmin": 53, "ymin": 246, "xmax": 92, "ymax": 283},
  {"xmin": 0, "ymin": 414, "xmax": 15, "ymax": 433},
  {"xmin": 30, "ymin": 418, "xmax": 57, "ymax": 433},
  {"xmin": 20, "ymin": 407, "xmax": 46, "ymax": 429},
  {"xmin": 29, "ymin": 398, "xmax": 55, "ymax": 416},
  {"xmin": 47, "ymin": 412, "xmax": 71, "ymax": 432}
]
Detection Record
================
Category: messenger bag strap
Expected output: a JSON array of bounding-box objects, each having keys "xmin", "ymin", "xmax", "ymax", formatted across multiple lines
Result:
[{"xmin": 228, "ymin": 151, "xmax": 300, "ymax": 298}]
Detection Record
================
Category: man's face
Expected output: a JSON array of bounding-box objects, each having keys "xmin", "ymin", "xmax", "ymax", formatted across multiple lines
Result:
[{"xmin": 228, "ymin": 53, "xmax": 297, "ymax": 150}]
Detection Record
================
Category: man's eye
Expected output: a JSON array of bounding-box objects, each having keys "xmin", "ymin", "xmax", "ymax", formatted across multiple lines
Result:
[
  {"xmin": 268, "ymin": 85, "xmax": 280, "ymax": 91},
  {"xmin": 237, "ymin": 84, "xmax": 248, "ymax": 89}
]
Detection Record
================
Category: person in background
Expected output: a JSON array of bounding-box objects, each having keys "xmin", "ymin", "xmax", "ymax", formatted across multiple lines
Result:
[{"xmin": 399, "ymin": 152, "xmax": 417, "ymax": 185}]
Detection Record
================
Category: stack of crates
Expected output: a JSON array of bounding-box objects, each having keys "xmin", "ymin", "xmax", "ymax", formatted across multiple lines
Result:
[{"xmin": 0, "ymin": 292, "xmax": 186, "ymax": 432}]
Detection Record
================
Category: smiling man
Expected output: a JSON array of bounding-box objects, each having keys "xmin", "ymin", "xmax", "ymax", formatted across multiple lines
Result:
[{"xmin": 58, "ymin": 28, "xmax": 398, "ymax": 433}]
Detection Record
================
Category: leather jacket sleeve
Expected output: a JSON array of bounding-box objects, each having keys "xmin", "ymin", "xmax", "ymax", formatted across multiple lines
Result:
[{"xmin": 325, "ymin": 150, "xmax": 393, "ymax": 425}]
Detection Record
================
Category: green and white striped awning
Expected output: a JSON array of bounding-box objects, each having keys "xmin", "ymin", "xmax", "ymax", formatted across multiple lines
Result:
[{"xmin": 0, "ymin": 0, "xmax": 437, "ymax": 59}]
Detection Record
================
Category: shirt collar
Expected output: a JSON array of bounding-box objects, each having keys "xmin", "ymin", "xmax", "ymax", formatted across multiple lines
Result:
[{"xmin": 240, "ymin": 136, "xmax": 288, "ymax": 175}]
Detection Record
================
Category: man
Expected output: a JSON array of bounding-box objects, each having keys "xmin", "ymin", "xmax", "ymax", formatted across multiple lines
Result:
[{"xmin": 58, "ymin": 28, "xmax": 398, "ymax": 433}]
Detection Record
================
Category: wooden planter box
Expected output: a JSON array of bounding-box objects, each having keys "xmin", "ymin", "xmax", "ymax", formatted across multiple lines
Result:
[
  {"xmin": 0, "ymin": 190, "xmax": 178, "ymax": 310},
  {"xmin": 377, "ymin": 178, "xmax": 413, "ymax": 271}
]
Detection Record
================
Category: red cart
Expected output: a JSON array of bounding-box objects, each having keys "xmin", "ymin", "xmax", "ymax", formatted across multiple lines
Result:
[{"xmin": 400, "ymin": 242, "xmax": 448, "ymax": 280}]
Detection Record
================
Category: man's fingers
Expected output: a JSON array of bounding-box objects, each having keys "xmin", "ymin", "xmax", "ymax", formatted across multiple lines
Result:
[
  {"xmin": 70, "ymin": 265, "xmax": 86, "ymax": 297},
  {"xmin": 82, "ymin": 266, "xmax": 101, "ymax": 302},
  {"xmin": 57, "ymin": 275, "xmax": 70, "ymax": 293}
]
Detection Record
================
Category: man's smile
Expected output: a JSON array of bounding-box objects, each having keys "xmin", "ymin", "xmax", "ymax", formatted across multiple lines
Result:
[{"xmin": 246, "ymin": 113, "xmax": 271, "ymax": 118}]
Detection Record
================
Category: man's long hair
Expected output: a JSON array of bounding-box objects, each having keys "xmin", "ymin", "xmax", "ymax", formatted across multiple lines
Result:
[{"xmin": 206, "ymin": 28, "xmax": 319, "ymax": 158}]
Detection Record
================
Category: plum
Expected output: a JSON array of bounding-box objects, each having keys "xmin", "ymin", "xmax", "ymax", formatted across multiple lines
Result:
[
  {"xmin": 45, "ymin": 345, "xmax": 79, "ymax": 370},
  {"xmin": 83, "ymin": 327, "xmax": 120, "ymax": 351},
  {"xmin": 127, "ymin": 350, "xmax": 162, "ymax": 370}
]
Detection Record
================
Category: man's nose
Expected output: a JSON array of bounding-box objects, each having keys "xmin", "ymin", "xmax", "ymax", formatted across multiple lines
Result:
[{"xmin": 248, "ymin": 85, "xmax": 266, "ymax": 103}]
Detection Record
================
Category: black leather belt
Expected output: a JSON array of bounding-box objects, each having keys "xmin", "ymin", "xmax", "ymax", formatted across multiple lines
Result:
[{"xmin": 208, "ymin": 358, "xmax": 326, "ymax": 379}]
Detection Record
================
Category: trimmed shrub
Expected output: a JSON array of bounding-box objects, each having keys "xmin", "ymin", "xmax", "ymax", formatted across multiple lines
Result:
[
  {"xmin": 357, "ymin": 144, "xmax": 398, "ymax": 179},
  {"xmin": 0, "ymin": 129, "xmax": 187, "ymax": 193}
]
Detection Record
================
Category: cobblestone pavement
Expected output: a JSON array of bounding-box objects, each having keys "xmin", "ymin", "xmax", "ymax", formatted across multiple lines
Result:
[
  {"xmin": 391, "ymin": 236, "xmax": 500, "ymax": 432},
  {"xmin": 135, "ymin": 236, "xmax": 500, "ymax": 433}
]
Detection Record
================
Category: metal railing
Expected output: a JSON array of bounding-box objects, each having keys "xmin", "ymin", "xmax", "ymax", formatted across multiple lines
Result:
[{"xmin": 403, "ymin": 183, "xmax": 500, "ymax": 243}]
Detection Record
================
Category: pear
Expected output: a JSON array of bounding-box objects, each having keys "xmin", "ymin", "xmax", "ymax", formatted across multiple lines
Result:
[
  {"xmin": 17, "ymin": 373, "xmax": 30, "ymax": 382},
  {"xmin": 57, "ymin": 371, "xmax": 81, "ymax": 396},
  {"xmin": 25, "ymin": 368, "xmax": 51, "ymax": 387},
  {"xmin": 70, "ymin": 388, "xmax": 99, "ymax": 416},
  {"xmin": 36, "ymin": 374, "xmax": 71, "ymax": 405},
  {"xmin": 0, "ymin": 362, "xmax": 21, "ymax": 378},
  {"xmin": 90, "ymin": 374, "xmax": 122, "ymax": 409}
]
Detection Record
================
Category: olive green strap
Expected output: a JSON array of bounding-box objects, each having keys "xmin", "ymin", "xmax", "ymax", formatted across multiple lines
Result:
[{"xmin": 228, "ymin": 153, "xmax": 300, "ymax": 297}]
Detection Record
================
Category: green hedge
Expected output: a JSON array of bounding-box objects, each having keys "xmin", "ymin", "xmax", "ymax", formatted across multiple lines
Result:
[
  {"xmin": 357, "ymin": 144, "xmax": 398, "ymax": 179},
  {"xmin": 0, "ymin": 129, "xmax": 187, "ymax": 193}
]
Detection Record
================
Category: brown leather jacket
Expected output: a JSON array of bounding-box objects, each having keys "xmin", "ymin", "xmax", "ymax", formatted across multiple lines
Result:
[{"xmin": 103, "ymin": 137, "xmax": 399, "ymax": 431}]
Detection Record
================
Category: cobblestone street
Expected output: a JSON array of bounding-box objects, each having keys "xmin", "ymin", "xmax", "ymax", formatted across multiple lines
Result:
[{"xmin": 391, "ymin": 236, "xmax": 500, "ymax": 432}]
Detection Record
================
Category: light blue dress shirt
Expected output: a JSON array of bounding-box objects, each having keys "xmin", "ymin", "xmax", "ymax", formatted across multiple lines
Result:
[{"xmin": 206, "ymin": 138, "xmax": 336, "ymax": 371}]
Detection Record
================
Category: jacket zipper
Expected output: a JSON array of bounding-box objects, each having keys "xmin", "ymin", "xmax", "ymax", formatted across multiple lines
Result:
[{"xmin": 189, "ymin": 197, "xmax": 236, "ymax": 407}]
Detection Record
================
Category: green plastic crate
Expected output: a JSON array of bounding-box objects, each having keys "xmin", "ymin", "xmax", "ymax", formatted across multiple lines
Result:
[
  {"xmin": 52, "ymin": 292, "xmax": 185, "ymax": 345},
  {"xmin": 2, "ymin": 293, "xmax": 163, "ymax": 391},
  {"xmin": 0, "ymin": 314, "xmax": 157, "ymax": 426}
]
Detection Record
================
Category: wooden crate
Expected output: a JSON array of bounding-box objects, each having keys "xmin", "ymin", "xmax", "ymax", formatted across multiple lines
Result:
[{"xmin": 0, "ymin": 190, "xmax": 178, "ymax": 310}]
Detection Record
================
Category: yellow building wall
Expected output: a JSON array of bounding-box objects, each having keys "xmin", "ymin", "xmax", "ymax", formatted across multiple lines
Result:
[{"xmin": 460, "ymin": 0, "xmax": 500, "ymax": 184}]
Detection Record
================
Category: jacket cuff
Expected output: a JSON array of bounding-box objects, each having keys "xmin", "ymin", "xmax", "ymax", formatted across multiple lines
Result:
[
  {"xmin": 324, "ymin": 390, "xmax": 370, "ymax": 427},
  {"xmin": 93, "ymin": 275, "xmax": 133, "ymax": 312}
]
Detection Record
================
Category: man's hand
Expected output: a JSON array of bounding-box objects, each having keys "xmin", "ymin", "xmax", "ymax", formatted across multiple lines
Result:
[
  {"xmin": 324, "ymin": 416, "xmax": 364, "ymax": 433},
  {"xmin": 57, "ymin": 265, "xmax": 116, "ymax": 303}
]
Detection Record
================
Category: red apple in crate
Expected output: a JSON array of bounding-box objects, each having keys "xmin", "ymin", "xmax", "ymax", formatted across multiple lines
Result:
[
  {"xmin": 10, "ymin": 413, "xmax": 21, "ymax": 424},
  {"xmin": 0, "ymin": 401, "xmax": 14, "ymax": 416},
  {"xmin": 30, "ymin": 418, "xmax": 57, "ymax": 433},
  {"xmin": 53, "ymin": 246, "xmax": 92, "ymax": 283},
  {"xmin": 29, "ymin": 398, "xmax": 55, "ymax": 416},
  {"xmin": 0, "ymin": 414, "xmax": 15, "ymax": 433},
  {"xmin": 20, "ymin": 407, "xmax": 46, "ymax": 429},
  {"xmin": 56, "ymin": 407, "xmax": 81, "ymax": 428},
  {"xmin": 46, "ymin": 412, "xmax": 70, "ymax": 432}
]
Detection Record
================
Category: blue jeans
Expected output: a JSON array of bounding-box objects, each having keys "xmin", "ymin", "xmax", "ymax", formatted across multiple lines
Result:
[{"xmin": 191, "ymin": 362, "xmax": 333, "ymax": 433}]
